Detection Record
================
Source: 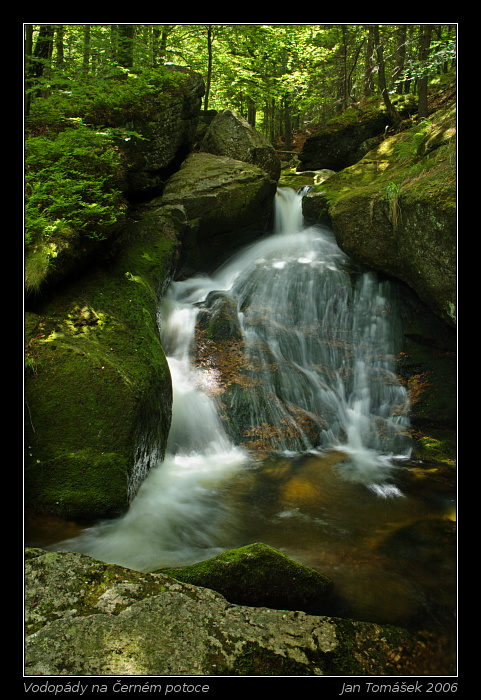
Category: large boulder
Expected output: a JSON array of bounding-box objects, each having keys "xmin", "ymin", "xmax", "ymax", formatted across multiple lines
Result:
[
  {"xmin": 161, "ymin": 152, "xmax": 277, "ymax": 273},
  {"xmin": 303, "ymin": 105, "xmax": 456, "ymax": 328},
  {"xmin": 24, "ymin": 547, "xmax": 453, "ymax": 676},
  {"xmin": 297, "ymin": 107, "xmax": 390, "ymax": 172},
  {"xmin": 24, "ymin": 67, "xmax": 205, "ymax": 298},
  {"xmin": 25, "ymin": 206, "xmax": 186, "ymax": 520},
  {"xmin": 200, "ymin": 109, "xmax": 281, "ymax": 181},
  {"xmin": 120, "ymin": 65, "xmax": 205, "ymax": 200},
  {"xmin": 296, "ymin": 98, "xmax": 417, "ymax": 173}
]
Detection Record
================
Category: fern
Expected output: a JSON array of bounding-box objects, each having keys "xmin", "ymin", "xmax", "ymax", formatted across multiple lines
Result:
[{"xmin": 25, "ymin": 125, "xmax": 126, "ymax": 245}]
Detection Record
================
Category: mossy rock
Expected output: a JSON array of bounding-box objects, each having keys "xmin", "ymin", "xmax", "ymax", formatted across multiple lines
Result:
[
  {"xmin": 161, "ymin": 152, "xmax": 276, "ymax": 273},
  {"xmin": 159, "ymin": 542, "xmax": 335, "ymax": 616},
  {"xmin": 303, "ymin": 105, "xmax": 456, "ymax": 328},
  {"xmin": 25, "ymin": 207, "xmax": 183, "ymax": 519},
  {"xmin": 296, "ymin": 99, "xmax": 398, "ymax": 172}
]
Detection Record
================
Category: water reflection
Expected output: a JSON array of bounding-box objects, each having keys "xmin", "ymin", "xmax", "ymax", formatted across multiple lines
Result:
[{"xmin": 227, "ymin": 450, "xmax": 456, "ymax": 631}]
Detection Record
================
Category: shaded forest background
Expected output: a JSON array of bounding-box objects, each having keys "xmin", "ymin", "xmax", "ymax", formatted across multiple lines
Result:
[
  {"xmin": 24, "ymin": 24, "xmax": 456, "ymax": 274},
  {"xmin": 25, "ymin": 24, "xmax": 456, "ymax": 143}
]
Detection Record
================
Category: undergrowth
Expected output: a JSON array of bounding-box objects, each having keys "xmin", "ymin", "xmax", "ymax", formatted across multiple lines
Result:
[{"xmin": 25, "ymin": 66, "xmax": 189, "ymax": 279}]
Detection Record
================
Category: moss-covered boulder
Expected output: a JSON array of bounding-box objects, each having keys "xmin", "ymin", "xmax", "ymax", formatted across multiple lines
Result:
[
  {"xmin": 119, "ymin": 65, "xmax": 205, "ymax": 200},
  {"xmin": 303, "ymin": 104, "xmax": 456, "ymax": 328},
  {"xmin": 160, "ymin": 542, "xmax": 335, "ymax": 616},
  {"xmin": 296, "ymin": 100, "xmax": 411, "ymax": 172},
  {"xmin": 301, "ymin": 105, "xmax": 456, "ymax": 461},
  {"xmin": 161, "ymin": 152, "xmax": 277, "ymax": 273},
  {"xmin": 25, "ymin": 66, "xmax": 205, "ymax": 298},
  {"xmin": 25, "ymin": 206, "xmax": 185, "ymax": 519}
]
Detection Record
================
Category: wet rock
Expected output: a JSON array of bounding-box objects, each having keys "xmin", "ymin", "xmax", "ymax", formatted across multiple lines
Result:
[
  {"xmin": 24, "ymin": 207, "xmax": 184, "ymax": 519},
  {"xmin": 297, "ymin": 109, "xmax": 391, "ymax": 172},
  {"xmin": 161, "ymin": 152, "xmax": 276, "ymax": 273},
  {"xmin": 303, "ymin": 105, "xmax": 456, "ymax": 329},
  {"xmin": 197, "ymin": 290, "xmax": 244, "ymax": 342},
  {"xmin": 119, "ymin": 65, "xmax": 205, "ymax": 200}
]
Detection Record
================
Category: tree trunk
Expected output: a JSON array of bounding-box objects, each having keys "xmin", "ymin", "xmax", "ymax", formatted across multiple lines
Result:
[
  {"xmin": 32, "ymin": 25, "xmax": 55, "ymax": 79},
  {"xmin": 25, "ymin": 25, "xmax": 34, "ymax": 116},
  {"xmin": 393, "ymin": 25, "xmax": 407, "ymax": 94},
  {"xmin": 347, "ymin": 37, "xmax": 365, "ymax": 102},
  {"xmin": 55, "ymin": 25, "xmax": 64, "ymax": 69},
  {"xmin": 26, "ymin": 25, "xmax": 55, "ymax": 115},
  {"xmin": 363, "ymin": 26, "xmax": 375, "ymax": 98},
  {"xmin": 247, "ymin": 96, "xmax": 256, "ymax": 128},
  {"xmin": 418, "ymin": 25, "xmax": 432, "ymax": 119},
  {"xmin": 282, "ymin": 95, "xmax": 292, "ymax": 150},
  {"xmin": 117, "ymin": 25, "xmax": 135, "ymax": 68},
  {"xmin": 373, "ymin": 25, "xmax": 401, "ymax": 127},
  {"xmin": 159, "ymin": 25, "xmax": 174, "ymax": 63},
  {"xmin": 83, "ymin": 25, "xmax": 90, "ymax": 74},
  {"xmin": 341, "ymin": 26, "xmax": 349, "ymax": 109},
  {"xmin": 204, "ymin": 25, "xmax": 213, "ymax": 112}
]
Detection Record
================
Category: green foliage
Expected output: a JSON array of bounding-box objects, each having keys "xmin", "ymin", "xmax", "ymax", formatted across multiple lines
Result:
[
  {"xmin": 27, "ymin": 66, "xmax": 187, "ymax": 134},
  {"xmin": 383, "ymin": 180, "xmax": 403, "ymax": 230},
  {"xmin": 26, "ymin": 24, "xmax": 456, "ymax": 148},
  {"xmin": 394, "ymin": 36, "xmax": 456, "ymax": 86},
  {"xmin": 25, "ymin": 124, "xmax": 126, "ymax": 246},
  {"xmin": 25, "ymin": 57, "xmax": 189, "ymax": 254}
]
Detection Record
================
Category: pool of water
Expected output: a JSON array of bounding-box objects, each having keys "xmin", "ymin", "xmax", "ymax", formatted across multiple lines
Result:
[
  {"xmin": 26, "ymin": 449, "xmax": 456, "ymax": 638},
  {"xmin": 226, "ymin": 451, "xmax": 456, "ymax": 634}
]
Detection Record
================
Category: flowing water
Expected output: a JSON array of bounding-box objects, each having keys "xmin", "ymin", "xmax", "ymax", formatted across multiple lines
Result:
[{"xmin": 40, "ymin": 188, "xmax": 456, "ymax": 634}]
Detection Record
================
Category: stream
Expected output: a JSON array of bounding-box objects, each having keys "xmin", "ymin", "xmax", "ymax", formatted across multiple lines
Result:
[{"xmin": 29, "ymin": 187, "xmax": 456, "ymax": 640}]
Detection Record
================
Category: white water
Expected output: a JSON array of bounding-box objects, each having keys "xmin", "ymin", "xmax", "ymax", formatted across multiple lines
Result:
[{"xmin": 53, "ymin": 188, "xmax": 412, "ymax": 571}]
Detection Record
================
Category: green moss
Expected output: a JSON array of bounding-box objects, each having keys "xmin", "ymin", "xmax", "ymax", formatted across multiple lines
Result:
[
  {"xmin": 159, "ymin": 542, "xmax": 333, "ymax": 616},
  {"xmin": 25, "ymin": 208, "xmax": 181, "ymax": 518},
  {"xmin": 313, "ymin": 105, "xmax": 456, "ymax": 220},
  {"xmin": 410, "ymin": 428, "xmax": 456, "ymax": 466}
]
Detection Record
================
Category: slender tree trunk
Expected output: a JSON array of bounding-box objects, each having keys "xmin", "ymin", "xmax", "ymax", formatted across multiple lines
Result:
[
  {"xmin": 347, "ymin": 37, "xmax": 365, "ymax": 102},
  {"xmin": 117, "ymin": 25, "xmax": 135, "ymax": 68},
  {"xmin": 247, "ymin": 96, "xmax": 256, "ymax": 128},
  {"xmin": 363, "ymin": 25, "xmax": 375, "ymax": 98},
  {"xmin": 109, "ymin": 25, "xmax": 118, "ymax": 64},
  {"xmin": 55, "ymin": 25, "xmax": 64, "ymax": 69},
  {"xmin": 204, "ymin": 25, "xmax": 213, "ymax": 112},
  {"xmin": 83, "ymin": 25, "xmax": 90, "ymax": 74},
  {"xmin": 373, "ymin": 25, "xmax": 401, "ymax": 127},
  {"xmin": 25, "ymin": 25, "xmax": 34, "ymax": 116},
  {"xmin": 418, "ymin": 25, "xmax": 432, "ymax": 119},
  {"xmin": 341, "ymin": 26, "xmax": 349, "ymax": 109},
  {"xmin": 393, "ymin": 25, "xmax": 407, "ymax": 93},
  {"xmin": 159, "ymin": 26, "xmax": 174, "ymax": 63},
  {"xmin": 283, "ymin": 95, "xmax": 292, "ymax": 150}
]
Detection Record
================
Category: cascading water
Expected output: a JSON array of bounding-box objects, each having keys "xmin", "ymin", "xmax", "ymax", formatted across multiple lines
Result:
[
  {"xmin": 208, "ymin": 186, "xmax": 411, "ymax": 484},
  {"xmin": 46, "ymin": 188, "xmax": 457, "ymax": 634},
  {"xmin": 52, "ymin": 187, "xmax": 414, "ymax": 574}
]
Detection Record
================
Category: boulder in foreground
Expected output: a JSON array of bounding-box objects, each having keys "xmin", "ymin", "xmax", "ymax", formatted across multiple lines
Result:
[{"xmin": 25, "ymin": 547, "xmax": 454, "ymax": 676}]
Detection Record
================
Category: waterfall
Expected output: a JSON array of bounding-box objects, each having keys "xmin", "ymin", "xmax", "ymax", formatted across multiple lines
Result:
[
  {"xmin": 208, "ymin": 187, "xmax": 411, "ymax": 474},
  {"xmin": 52, "ymin": 187, "xmax": 412, "ymax": 572}
]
